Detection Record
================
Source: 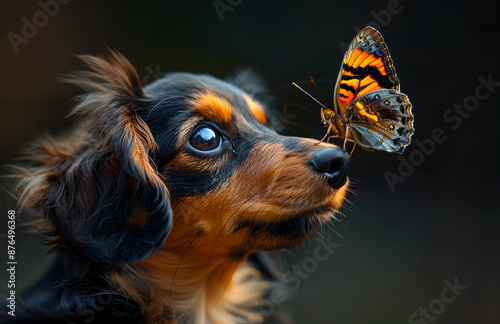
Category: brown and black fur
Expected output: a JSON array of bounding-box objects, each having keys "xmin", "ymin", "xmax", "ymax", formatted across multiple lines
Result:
[{"xmin": 4, "ymin": 51, "xmax": 350, "ymax": 323}]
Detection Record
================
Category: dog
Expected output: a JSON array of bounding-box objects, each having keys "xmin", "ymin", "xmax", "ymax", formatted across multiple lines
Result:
[{"xmin": 5, "ymin": 50, "xmax": 350, "ymax": 323}]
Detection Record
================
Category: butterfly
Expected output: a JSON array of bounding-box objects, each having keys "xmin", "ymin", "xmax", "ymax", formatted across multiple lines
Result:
[{"xmin": 293, "ymin": 26, "xmax": 414, "ymax": 154}]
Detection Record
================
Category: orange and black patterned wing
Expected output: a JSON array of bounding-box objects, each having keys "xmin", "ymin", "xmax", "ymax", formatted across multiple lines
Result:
[{"xmin": 333, "ymin": 26, "xmax": 399, "ymax": 116}]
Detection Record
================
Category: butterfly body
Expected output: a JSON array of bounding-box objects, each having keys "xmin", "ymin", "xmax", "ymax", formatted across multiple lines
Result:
[{"xmin": 322, "ymin": 26, "xmax": 414, "ymax": 154}]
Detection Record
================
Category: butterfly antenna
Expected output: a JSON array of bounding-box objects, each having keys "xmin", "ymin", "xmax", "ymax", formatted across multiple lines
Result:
[
  {"xmin": 308, "ymin": 76, "xmax": 329, "ymax": 109},
  {"xmin": 292, "ymin": 82, "xmax": 329, "ymax": 111}
]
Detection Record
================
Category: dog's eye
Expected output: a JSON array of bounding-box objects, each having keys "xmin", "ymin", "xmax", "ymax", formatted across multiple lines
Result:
[{"xmin": 189, "ymin": 127, "xmax": 222, "ymax": 151}]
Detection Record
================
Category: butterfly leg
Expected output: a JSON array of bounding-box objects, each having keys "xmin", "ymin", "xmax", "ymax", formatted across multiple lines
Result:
[
  {"xmin": 316, "ymin": 125, "xmax": 332, "ymax": 145},
  {"xmin": 326, "ymin": 135, "xmax": 340, "ymax": 143},
  {"xmin": 343, "ymin": 126, "xmax": 350, "ymax": 150},
  {"xmin": 349, "ymin": 142, "xmax": 356, "ymax": 156}
]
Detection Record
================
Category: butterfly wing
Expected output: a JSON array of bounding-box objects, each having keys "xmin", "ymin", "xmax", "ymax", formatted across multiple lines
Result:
[
  {"xmin": 334, "ymin": 26, "xmax": 399, "ymax": 118},
  {"xmin": 344, "ymin": 89, "xmax": 414, "ymax": 153}
]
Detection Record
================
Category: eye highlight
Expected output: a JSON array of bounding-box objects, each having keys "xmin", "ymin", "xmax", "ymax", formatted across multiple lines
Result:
[{"xmin": 189, "ymin": 126, "xmax": 222, "ymax": 152}]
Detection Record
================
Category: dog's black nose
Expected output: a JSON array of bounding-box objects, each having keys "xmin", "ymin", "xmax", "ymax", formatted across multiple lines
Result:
[{"xmin": 308, "ymin": 148, "xmax": 350, "ymax": 189}]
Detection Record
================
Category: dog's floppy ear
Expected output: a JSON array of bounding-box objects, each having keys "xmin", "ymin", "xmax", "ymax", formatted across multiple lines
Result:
[{"xmin": 16, "ymin": 51, "xmax": 172, "ymax": 268}]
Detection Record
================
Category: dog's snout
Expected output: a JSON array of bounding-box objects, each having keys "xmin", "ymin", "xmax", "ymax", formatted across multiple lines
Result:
[{"xmin": 308, "ymin": 148, "xmax": 350, "ymax": 189}]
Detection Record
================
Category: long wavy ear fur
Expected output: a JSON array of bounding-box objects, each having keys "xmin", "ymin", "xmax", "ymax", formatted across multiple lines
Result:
[{"xmin": 16, "ymin": 50, "xmax": 172, "ymax": 268}]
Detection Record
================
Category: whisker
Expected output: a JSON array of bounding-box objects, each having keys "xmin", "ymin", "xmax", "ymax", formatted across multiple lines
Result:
[
  {"xmin": 168, "ymin": 232, "xmax": 203, "ymax": 300},
  {"xmin": 152, "ymin": 231, "xmax": 200, "ymax": 267},
  {"xmin": 215, "ymin": 260, "xmax": 240, "ymax": 305}
]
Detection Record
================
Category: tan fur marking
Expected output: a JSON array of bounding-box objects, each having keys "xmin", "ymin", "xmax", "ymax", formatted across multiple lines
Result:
[
  {"xmin": 188, "ymin": 92, "xmax": 233, "ymax": 125},
  {"xmin": 243, "ymin": 94, "xmax": 267, "ymax": 124}
]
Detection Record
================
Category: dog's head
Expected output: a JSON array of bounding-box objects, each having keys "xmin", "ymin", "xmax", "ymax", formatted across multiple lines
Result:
[{"xmin": 16, "ymin": 51, "xmax": 350, "ymax": 268}]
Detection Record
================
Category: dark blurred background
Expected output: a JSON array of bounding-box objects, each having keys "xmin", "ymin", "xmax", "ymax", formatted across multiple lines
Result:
[{"xmin": 0, "ymin": 0, "xmax": 499, "ymax": 323}]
